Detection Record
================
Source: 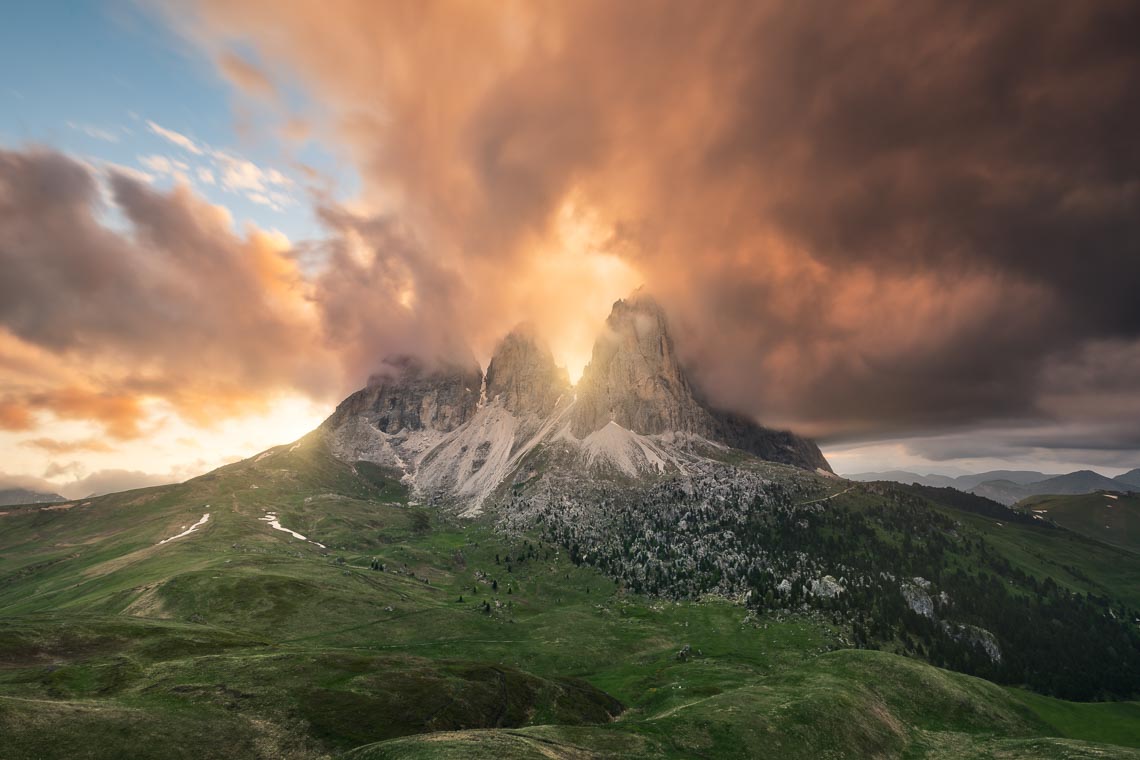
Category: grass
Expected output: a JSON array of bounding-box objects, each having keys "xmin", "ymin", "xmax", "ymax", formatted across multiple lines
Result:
[
  {"xmin": 0, "ymin": 436, "xmax": 1138, "ymax": 758},
  {"xmin": 1017, "ymin": 492, "xmax": 1140, "ymax": 554}
]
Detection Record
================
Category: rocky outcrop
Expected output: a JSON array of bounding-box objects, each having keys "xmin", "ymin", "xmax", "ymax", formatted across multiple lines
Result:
[
  {"xmin": 708, "ymin": 410, "xmax": 832, "ymax": 473},
  {"xmin": 573, "ymin": 292, "xmax": 832, "ymax": 473},
  {"xmin": 572, "ymin": 292, "xmax": 711, "ymax": 437},
  {"xmin": 325, "ymin": 354, "xmax": 482, "ymax": 436},
  {"xmin": 809, "ymin": 575, "xmax": 845, "ymax": 599},
  {"xmin": 485, "ymin": 325, "xmax": 571, "ymax": 417}
]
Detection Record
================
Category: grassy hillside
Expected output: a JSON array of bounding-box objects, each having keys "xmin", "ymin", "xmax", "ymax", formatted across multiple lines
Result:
[
  {"xmin": 1017, "ymin": 491, "xmax": 1140, "ymax": 554},
  {"xmin": 1, "ymin": 437, "xmax": 1138, "ymax": 758}
]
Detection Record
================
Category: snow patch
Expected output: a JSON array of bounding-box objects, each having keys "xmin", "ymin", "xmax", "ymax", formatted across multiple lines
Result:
[
  {"xmin": 260, "ymin": 511, "xmax": 326, "ymax": 548},
  {"xmin": 159, "ymin": 512, "xmax": 210, "ymax": 544}
]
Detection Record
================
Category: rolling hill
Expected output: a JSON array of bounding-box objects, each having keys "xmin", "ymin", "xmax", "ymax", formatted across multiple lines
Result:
[
  {"xmin": 1017, "ymin": 491, "xmax": 1140, "ymax": 554},
  {"xmin": 849, "ymin": 469, "xmax": 1140, "ymax": 506},
  {"xmin": 0, "ymin": 435, "xmax": 1138, "ymax": 758}
]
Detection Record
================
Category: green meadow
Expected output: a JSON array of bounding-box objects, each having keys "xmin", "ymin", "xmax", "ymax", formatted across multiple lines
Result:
[{"xmin": 1, "ymin": 436, "xmax": 1137, "ymax": 758}]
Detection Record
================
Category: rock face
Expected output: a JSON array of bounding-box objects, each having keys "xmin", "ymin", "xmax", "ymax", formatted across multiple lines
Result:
[
  {"xmin": 572, "ymin": 292, "xmax": 710, "ymax": 437},
  {"xmin": 325, "ymin": 355, "xmax": 482, "ymax": 436},
  {"xmin": 573, "ymin": 292, "xmax": 832, "ymax": 473},
  {"xmin": 485, "ymin": 326, "xmax": 571, "ymax": 417},
  {"xmin": 320, "ymin": 290, "xmax": 832, "ymax": 512}
]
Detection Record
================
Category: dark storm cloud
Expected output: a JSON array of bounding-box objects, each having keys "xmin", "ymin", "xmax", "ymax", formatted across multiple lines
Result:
[{"xmin": 186, "ymin": 0, "xmax": 1140, "ymax": 450}]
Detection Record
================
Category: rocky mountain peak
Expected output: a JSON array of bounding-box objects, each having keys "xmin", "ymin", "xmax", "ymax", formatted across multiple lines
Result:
[
  {"xmin": 570, "ymin": 290, "xmax": 832, "ymax": 472},
  {"xmin": 325, "ymin": 353, "xmax": 482, "ymax": 435},
  {"xmin": 321, "ymin": 289, "xmax": 831, "ymax": 504},
  {"xmin": 571, "ymin": 291, "xmax": 710, "ymax": 437},
  {"xmin": 484, "ymin": 324, "xmax": 570, "ymax": 417}
]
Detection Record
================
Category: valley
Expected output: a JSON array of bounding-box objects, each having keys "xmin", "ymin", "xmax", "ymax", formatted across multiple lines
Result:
[{"xmin": 1, "ymin": 434, "xmax": 1139, "ymax": 758}]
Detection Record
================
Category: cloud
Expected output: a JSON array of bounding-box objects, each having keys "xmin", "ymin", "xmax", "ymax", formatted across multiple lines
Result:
[
  {"xmin": 0, "ymin": 466, "xmax": 177, "ymax": 500},
  {"xmin": 96, "ymin": 160, "xmax": 154, "ymax": 185},
  {"xmin": 25, "ymin": 388, "xmax": 144, "ymax": 439},
  {"xmin": 0, "ymin": 146, "xmax": 499, "ymax": 447},
  {"xmin": 217, "ymin": 51, "xmax": 277, "ymax": 100},
  {"xmin": 179, "ymin": 0, "xmax": 1140, "ymax": 453},
  {"xmin": 0, "ymin": 471, "xmax": 60, "ymax": 495},
  {"xmin": 146, "ymin": 120, "xmax": 203, "ymax": 155},
  {"xmin": 57, "ymin": 468, "xmax": 175, "ymax": 499},
  {"xmin": 67, "ymin": 121, "xmax": 120, "ymax": 143},
  {"xmin": 22, "ymin": 437, "xmax": 114, "ymax": 455},
  {"xmin": 138, "ymin": 154, "xmax": 192, "ymax": 185},
  {"xmin": 0, "ymin": 147, "xmax": 337, "ymax": 438},
  {"xmin": 5, "ymin": 3, "xmax": 1140, "ymax": 480},
  {"xmin": 0, "ymin": 400, "xmax": 34, "ymax": 431}
]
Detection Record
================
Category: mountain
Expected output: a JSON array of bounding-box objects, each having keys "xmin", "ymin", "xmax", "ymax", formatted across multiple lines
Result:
[
  {"xmin": 484, "ymin": 322, "xmax": 570, "ymax": 417},
  {"xmin": 1116, "ymin": 468, "xmax": 1140, "ymax": 489},
  {"xmin": 0, "ymin": 487, "xmax": 65, "ymax": 506},
  {"xmin": 970, "ymin": 470, "xmax": 1133, "ymax": 505},
  {"xmin": 847, "ymin": 470, "xmax": 1058, "ymax": 490},
  {"xmin": 847, "ymin": 470, "xmax": 959, "ymax": 488},
  {"xmin": 968, "ymin": 479, "xmax": 1035, "ymax": 506},
  {"xmin": 953, "ymin": 470, "xmax": 1059, "ymax": 489},
  {"xmin": 1031, "ymin": 469, "xmax": 1126, "ymax": 494},
  {"xmin": 849, "ymin": 468, "xmax": 1140, "ymax": 506},
  {"xmin": 323, "ymin": 292, "xmax": 831, "ymax": 513}
]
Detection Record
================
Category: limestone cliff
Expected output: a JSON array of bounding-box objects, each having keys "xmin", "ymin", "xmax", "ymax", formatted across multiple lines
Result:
[
  {"xmin": 573, "ymin": 292, "xmax": 832, "ymax": 472},
  {"xmin": 485, "ymin": 325, "xmax": 571, "ymax": 418},
  {"xmin": 324, "ymin": 354, "xmax": 482, "ymax": 436}
]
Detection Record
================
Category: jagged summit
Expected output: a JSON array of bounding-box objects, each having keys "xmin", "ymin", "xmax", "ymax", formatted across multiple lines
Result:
[
  {"xmin": 324, "ymin": 353, "xmax": 481, "ymax": 436},
  {"xmin": 485, "ymin": 324, "xmax": 571, "ymax": 417},
  {"xmin": 571, "ymin": 292, "xmax": 708, "ymax": 437},
  {"xmin": 321, "ymin": 290, "xmax": 831, "ymax": 513},
  {"xmin": 572, "ymin": 292, "xmax": 832, "ymax": 473}
]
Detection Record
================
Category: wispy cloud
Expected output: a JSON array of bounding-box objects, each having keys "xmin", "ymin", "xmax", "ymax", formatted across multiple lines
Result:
[
  {"xmin": 146, "ymin": 119, "xmax": 203, "ymax": 155},
  {"xmin": 24, "ymin": 437, "xmax": 113, "ymax": 455},
  {"xmin": 139, "ymin": 120, "xmax": 294, "ymax": 210},
  {"xmin": 67, "ymin": 121, "xmax": 120, "ymax": 143}
]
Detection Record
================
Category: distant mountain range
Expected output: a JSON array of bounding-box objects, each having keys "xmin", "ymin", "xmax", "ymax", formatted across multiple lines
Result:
[
  {"xmin": 847, "ymin": 468, "xmax": 1140, "ymax": 505},
  {"xmin": 0, "ymin": 488, "xmax": 66, "ymax": 507}
]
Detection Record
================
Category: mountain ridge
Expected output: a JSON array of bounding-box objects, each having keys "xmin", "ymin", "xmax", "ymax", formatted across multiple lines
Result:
[
  {"xmin": 848, "ymin": 468, "xmax": 1140, "ymax": 505},
  {"xmin": 322, "ymin": 293, "xmax": 831, "ymax": 513},
  {"xmin": 0, "ymin": 487, "xmax": 66, "ymax": 507}
]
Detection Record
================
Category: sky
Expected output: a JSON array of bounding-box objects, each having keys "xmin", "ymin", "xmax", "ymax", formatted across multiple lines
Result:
[{"xmin": 1, "ymin": 0, "xmax": 1138, "ymax": 498}]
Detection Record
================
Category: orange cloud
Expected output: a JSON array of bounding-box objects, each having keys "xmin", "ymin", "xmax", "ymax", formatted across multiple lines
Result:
[
  {"xmin": 0, "ymin": 400, "xmax": 34, "ymax": 432},
  {"xmin": 3, "ymin": 1, "xmax": 1139, "ymax": 461},
  {"xmin": 217, "ymin": 51, "xmax": 277, "ymax": 100},
  {"xmin": 27, "ymin": 388, "xmax": 145, "ymax": 440},
  {"xmin": 178, "ymin": 0, "xmax": 1140, "ymax": 444},
  {"xmin": 21, "ymin": 437, "xmax": 115, "ymax": 455}
]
